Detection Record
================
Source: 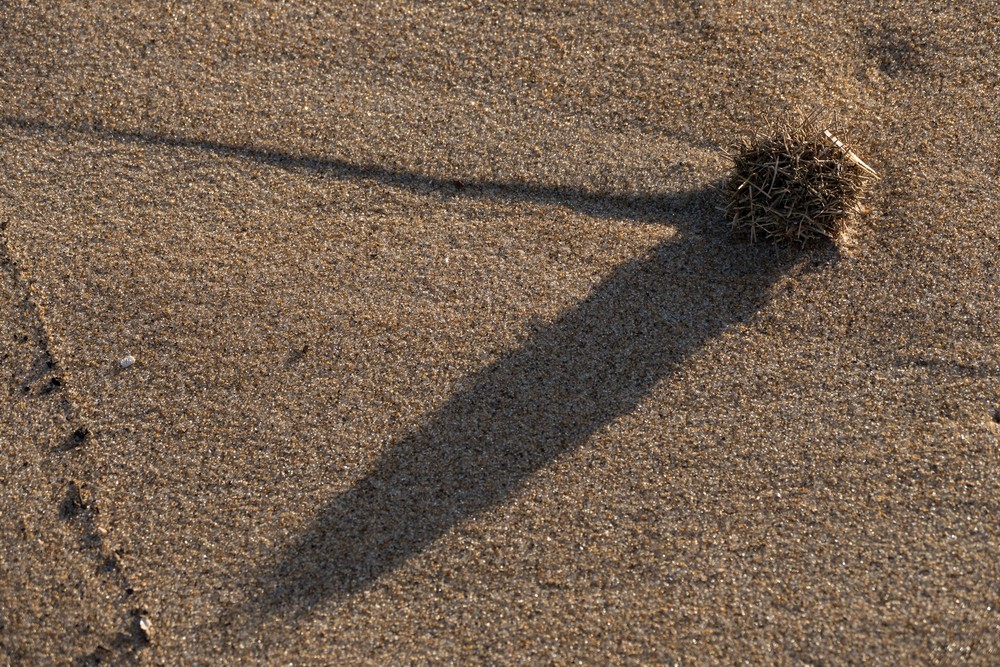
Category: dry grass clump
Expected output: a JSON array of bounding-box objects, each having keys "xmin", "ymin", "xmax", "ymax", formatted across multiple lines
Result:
[{"xmin": 724, "ymin": 117, "xmax": 879, "ymax": 243}]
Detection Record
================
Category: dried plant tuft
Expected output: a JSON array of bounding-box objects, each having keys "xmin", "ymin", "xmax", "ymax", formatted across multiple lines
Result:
[{"xmin": 723, "ymin": 115, "xmax": 879, "ymax": 243}]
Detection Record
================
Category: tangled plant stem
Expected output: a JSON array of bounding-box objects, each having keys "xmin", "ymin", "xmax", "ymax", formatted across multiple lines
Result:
[{"xmin": 724, "ymin": 117, "xmax": 879, "ymax": 244}]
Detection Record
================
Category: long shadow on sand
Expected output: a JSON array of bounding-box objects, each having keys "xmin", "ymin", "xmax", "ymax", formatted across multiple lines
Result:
[
  {"xmin": 251, "ymin": 192, "xmax": 803, "ymax": 615},
  {"xmin": 3, "ymin": 115, "xmax": 806, "ymax": 619}
]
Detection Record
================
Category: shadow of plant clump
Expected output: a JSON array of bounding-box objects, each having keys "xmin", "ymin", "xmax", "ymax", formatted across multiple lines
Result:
[{"xmin": 247, "ymin": 184, "xmax": 804, "ymax": 619}]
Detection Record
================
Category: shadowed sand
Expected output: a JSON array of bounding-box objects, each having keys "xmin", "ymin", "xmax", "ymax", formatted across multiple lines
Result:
[
  {"xmin": 3, "ymin": 113, "xmax": 804, "ymax": 621},
  {"xmin": 248, "ymin": 185, "xmax": 800, "ymax": 616}
]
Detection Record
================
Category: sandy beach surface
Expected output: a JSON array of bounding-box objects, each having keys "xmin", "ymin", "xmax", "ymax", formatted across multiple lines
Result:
[{"xmin": 2, "ymin": 1, "xmax": 998, "ymax": 664}]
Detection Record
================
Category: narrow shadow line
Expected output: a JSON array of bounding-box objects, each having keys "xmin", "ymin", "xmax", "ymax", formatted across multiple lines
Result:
[
  {"xmin": 2, "ymin": 115, "xmax": 700, "ymax": 224},
  {"xmin": 248, "ymin": 187, "xmax": 800, "ymax": 620}
]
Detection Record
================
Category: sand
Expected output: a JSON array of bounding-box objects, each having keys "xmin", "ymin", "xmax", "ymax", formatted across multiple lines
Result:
[{"xmin": 1, "ymin": 1, "xmax": 998, "ymax": 664}]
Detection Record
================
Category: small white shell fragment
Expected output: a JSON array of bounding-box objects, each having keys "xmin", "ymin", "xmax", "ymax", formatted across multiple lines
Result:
[{"xmin": 119, "ymin": 354, "xmax": 136, "ymax": 368}]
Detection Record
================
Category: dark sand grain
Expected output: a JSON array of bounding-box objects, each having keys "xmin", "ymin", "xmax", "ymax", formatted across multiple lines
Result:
[{"xmin": 2, "ymin": 1, "xmax": 998, "ymax": 664}]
